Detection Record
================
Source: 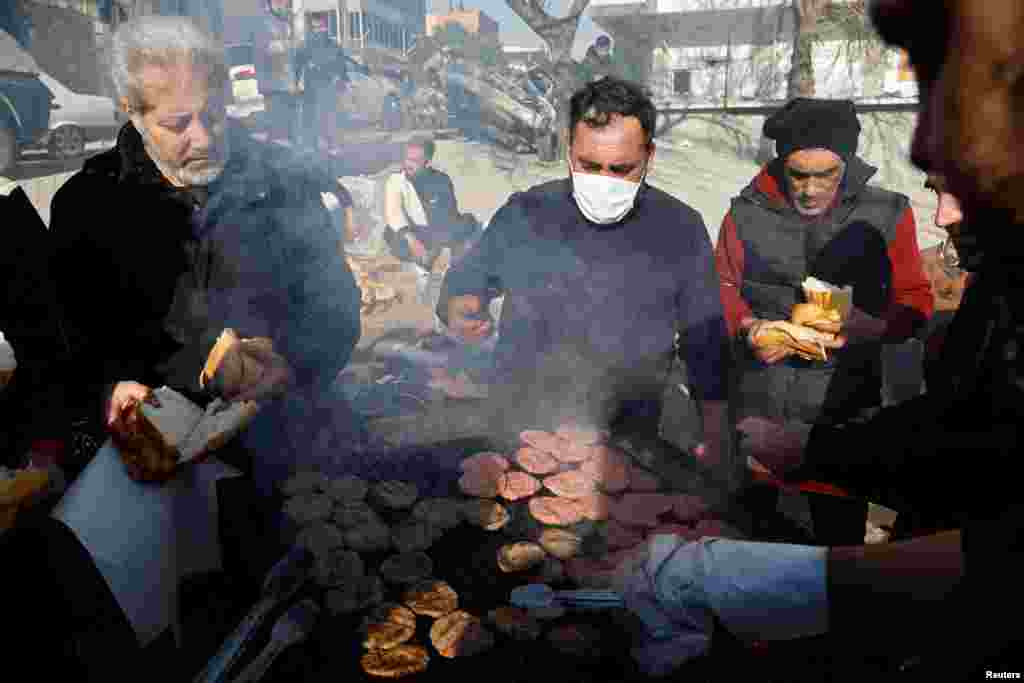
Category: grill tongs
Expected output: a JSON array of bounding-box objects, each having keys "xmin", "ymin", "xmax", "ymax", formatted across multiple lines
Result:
[{"xmin": 510, "ymin": 583, "xmax": 625, "ymax": 611}]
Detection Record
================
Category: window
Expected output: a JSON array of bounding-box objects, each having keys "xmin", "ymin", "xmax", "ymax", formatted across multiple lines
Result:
[{"xmin": 673, "ymin": 69, "xmax": 692, "ymax": 95}]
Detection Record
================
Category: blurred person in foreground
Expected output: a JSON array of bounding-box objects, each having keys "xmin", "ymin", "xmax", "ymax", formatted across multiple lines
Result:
[
  {"xmin": 0, "ymin": 15, "xmax": 361, "ymax": 677},
  {"xmin": 0, "ymin": 177, "xmax": 70, "ymax": 472},
  {"xmin": 383, "ymin": 137, "xmax": 481, "ymax": 270},
  {"xmin": 438, "ymin": 77, "xmax": 730, "ymax": 468},
  {"xmin": 50, "ymin": 15, "xmax": 361, "ymax": 493},
  {"xmin": 716, "ymin": 97, "xmax": 933, "ymax": 544},
  {"xmin": 616, "ymin": 1, "xmax": 1024, "ymax": 679},
  {"xmin": 919, "ymin": 173, "xmax": 981, "ymax": 391}
]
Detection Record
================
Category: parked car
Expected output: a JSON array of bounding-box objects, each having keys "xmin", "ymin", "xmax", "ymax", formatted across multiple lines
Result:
[
  {"xmin": 1, "ymin": 30, "xmax": 53, "ymax": 174},
  {"xmin": 36, "ymin": 72, "xmax": 118, "ymax": 159},
  {"xmin": 1, "ymin": 73, "xmax": 53, "ymax": 175}
]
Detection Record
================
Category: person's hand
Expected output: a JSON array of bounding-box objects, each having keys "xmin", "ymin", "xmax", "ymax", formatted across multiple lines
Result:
[
  {"xmin": 735, "ymin": 416, "xmax": 813, "ymax": 476},
  {"xmin": 745, "ymin": 317, "xmax": 844, "ymax": 362},
  {"xmin": 617, "ymin": 535, "xmax": 830, "ymax": 676},
  {"xmin": 743, "ymin": 318, "xmax": 792, "ymax": 364},
  {"xmin": 105, "ymin": 381, "xmax": 156, "ymax": 442},
  {"xmin": 803, "ymin": 304, "xmax": 885, "ymax": 345},
  {"xmin": 447, "ymin": 294, "xmax": 493, "ymax": 343},
  {"xmin": 227, "ymin": 342, "xmax": 295, "ymax": 403},
  {"xmin": 615, "ymin": 536, "xmax": 714, "ymax": 676}
]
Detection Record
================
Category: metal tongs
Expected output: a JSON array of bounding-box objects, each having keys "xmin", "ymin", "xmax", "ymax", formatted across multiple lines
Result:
[
  {"xmin": 510, "ymin": 583, "xmax": 625, "ymax": 611},
  {"xmin": 193, "ymin": 545, "xmax": 315, "ymax": 683}
]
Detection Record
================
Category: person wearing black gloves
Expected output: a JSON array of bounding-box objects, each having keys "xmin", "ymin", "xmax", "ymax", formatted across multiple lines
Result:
[{"xmin": 619, "ymin": 1, "xmax": 1024, "ymax": 679}]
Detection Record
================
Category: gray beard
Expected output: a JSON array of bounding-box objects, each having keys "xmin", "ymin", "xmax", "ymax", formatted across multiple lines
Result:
[{"xmin": 133, "ymin": 118, "xmax": 228, "ymax": 187}]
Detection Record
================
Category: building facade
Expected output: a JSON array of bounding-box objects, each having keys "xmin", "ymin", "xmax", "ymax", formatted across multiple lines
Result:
[
  {"xmin": 425, "ymin": 8, "xmax": 498, "ymax": 43},
  {"xmin": 589, "ymin": 0, "xmax": 918, "ymax": 104}
]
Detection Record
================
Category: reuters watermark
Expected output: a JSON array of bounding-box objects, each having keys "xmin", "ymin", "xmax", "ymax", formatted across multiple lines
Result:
[{"xmin": 986, "ymin": 672, "xmax": 1022, "ymax": 680}]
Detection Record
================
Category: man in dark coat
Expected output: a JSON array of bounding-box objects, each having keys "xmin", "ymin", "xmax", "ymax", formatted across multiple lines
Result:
[
  {"xmin": 49, "ymin": 17, "xmax": 361, "ymax": 496},
  {"xmin": 0, "ymin": 178, "xmax": 69, "ymax": 468},
  {"xmin": 619, "ymin": 2, "xmax": 1024, "ymax": 679},
  {"xmin": 438, "ymin": 78, "xmax": 730, "ymax": 468}
]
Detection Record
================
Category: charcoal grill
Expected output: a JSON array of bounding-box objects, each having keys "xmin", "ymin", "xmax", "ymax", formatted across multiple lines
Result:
[{"xmin": 203, "ymin": 436, "xmax": 887, "ymax": 682}]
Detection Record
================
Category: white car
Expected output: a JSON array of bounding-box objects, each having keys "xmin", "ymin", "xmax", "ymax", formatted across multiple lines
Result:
[{"xmin": 37, "ymin": 72, "xmax": 118, "ymax": 159}]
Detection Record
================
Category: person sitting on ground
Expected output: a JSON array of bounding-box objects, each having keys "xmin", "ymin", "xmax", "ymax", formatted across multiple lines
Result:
[
  {"xmin": 715, "ymin": 97, "xmax": 934, "ymax": 544},
  {"xmin": 383, "ymin": 137, "xmax": 481, "ymax": 270}
]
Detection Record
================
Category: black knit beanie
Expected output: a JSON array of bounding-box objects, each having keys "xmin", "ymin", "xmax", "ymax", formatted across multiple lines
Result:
[{"xmin": 764, "ymin": 98, "xmax": 861, "ymax": 162}]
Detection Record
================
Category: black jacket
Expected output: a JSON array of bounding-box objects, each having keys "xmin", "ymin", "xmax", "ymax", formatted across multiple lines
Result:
[
  {"xmin": 0, "ymin": 184, "xmax": 69, "ymax": 464},
  {"xmin": 50, "ymin": 122, "xmax": 361, "ymax": 415}
]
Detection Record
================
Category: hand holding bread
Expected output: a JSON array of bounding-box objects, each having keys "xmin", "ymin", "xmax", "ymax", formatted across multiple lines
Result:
[
  {"xmin": 747, "ymin": 319, "xmax": 841, "ymax": 362},
  {"xmin": 201, "ymin": 329, "xmax": 294, "ymax": 402}
]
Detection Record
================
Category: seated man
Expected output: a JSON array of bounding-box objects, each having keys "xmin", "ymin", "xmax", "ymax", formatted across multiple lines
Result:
[
  {"xmin": 715, "ymin": 98, "xmax": 934, "ymax": 543},
  {"xmin": 0, "ymin": 177, "xmax": 69, "ymax": 470},
  {"xmin": 383, "ymin": 137, "xmax": 480, "ymax": 270}
]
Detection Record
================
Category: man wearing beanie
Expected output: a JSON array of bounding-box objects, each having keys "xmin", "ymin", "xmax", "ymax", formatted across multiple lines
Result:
[{"xmin": 714, "ymin": 98, "xmax": 933, "ymax": 544}]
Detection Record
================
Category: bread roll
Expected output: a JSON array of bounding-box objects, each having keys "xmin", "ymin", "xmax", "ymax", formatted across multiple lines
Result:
[
  {"xmin": 496, "ymin": 542, "xmax": 547, "ymax": 573},
  {"xmin": 430, "ymin": 611, "xmax": 495, "ymax": 658},
  {"xmin": 750, "ymin": 320, "xmax": 834, "ymax": 362},
  {"xmin": 791, "ymin": 302, "xmax": 840, "ymax": 328},
  {"xmin": 360, "ymin": 603, "xmax": 417, "ymax": 650},
  {"xmin": 402, "ymin": 579, "xmax": 459, "ymax": 618},
  {"xmin": 360, "ymin": 644, "xmax": 430, "ymax": 678}
]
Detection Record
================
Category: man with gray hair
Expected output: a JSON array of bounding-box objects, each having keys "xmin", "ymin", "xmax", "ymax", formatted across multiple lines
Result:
[
  {"xmin": 53, "ymin": 13, "xmax": 360, "ymax": 477},
  {"xmin": 48, "ymin": 10, "xmax": 361, "ymax": 602}
]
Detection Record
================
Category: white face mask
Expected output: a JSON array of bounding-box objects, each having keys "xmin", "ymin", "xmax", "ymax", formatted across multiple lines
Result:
[{"xmin": 570, "ymin": 161, "xmax": 646, "ymax": 225}]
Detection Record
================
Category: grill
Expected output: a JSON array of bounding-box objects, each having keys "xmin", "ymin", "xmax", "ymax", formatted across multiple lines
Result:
[{"xmin": 191, "ymin": 436, "xmax": 899, "ymax": 682}]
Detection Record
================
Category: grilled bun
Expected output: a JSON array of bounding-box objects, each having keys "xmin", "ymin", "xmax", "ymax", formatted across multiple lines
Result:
[{"xmin": 791, "ymin": 302, "xmax": 841, "ymax": 328}]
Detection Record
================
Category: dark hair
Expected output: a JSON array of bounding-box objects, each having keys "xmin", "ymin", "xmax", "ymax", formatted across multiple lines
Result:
[
  {"xmin": 406, "ymin": 137, "xmax": 435, "ymax": 161},
  {"xmin": 569, "ymin": 77, "xmax": 656, "ymax": 147}
]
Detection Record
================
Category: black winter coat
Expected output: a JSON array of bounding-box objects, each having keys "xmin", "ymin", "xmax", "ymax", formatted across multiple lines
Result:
[
  {"xmin": 799, "ymin": 247, "xmax": 1024, "ymax": 676},
  {"xmin": 50, "ymin": 123, "xmax": 361, "ymax": 419},
  {"xmin": 0, "ymin": 183, "xmax": 69, "ymax": 464}
]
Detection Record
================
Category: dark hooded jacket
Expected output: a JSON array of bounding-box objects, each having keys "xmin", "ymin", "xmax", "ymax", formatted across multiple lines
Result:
[
  {"xmin": 716, "ymin": 156, "xmax": 933, "ymax": 424},
  {"xmin": 50, "ymin": 122, "xmax": 361, "ymax": 427}
]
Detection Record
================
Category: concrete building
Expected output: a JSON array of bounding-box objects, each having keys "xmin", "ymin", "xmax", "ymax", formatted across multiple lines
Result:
[
  {"xmin": 425, "ymin": 8, "xmax": 498, "ymax": 44},
  {"xmin": 588, "ymin": 0, "xmax": 918, "ymax": 104}
]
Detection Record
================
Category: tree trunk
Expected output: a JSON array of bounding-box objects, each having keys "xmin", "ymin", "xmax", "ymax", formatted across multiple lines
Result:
[
  {"xmin": 506, "ymin": 0, "xmax": 590, "ymax": 161},
  {"xmin": 786, "ymin": 0, "xmax": 827, "ymax": 99}
]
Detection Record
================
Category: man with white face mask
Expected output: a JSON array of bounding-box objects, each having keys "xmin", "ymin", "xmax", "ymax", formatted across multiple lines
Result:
[{"xmin": 439, "ymin": 77, "xmax": 730, "ymax": 469}]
